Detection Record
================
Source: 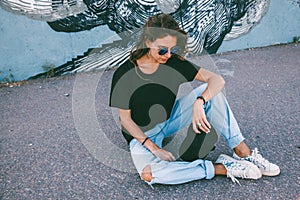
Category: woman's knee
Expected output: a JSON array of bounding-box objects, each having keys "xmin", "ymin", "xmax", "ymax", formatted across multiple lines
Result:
[{"xmin": 141, "ymin": 165, "xmax": 153, "ymax": 182}]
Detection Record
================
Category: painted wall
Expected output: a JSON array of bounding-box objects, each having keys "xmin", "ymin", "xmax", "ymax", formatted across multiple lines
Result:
[
  {"xmin": 0, "ymin": 0, "xmax": 299, "ymax": 82},
  {"xmin": 0, "ymin": 10, "xmax": 113, "ymax": 82},
  {"xmin": 218, "ymin": 0, "xmax": 300, "ymax": 52}
]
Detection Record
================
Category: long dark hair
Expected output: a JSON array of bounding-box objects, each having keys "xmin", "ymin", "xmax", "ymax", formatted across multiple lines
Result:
[{"xmin": 130, "ymin": 14, "xmax": 187, "ymax": 63}]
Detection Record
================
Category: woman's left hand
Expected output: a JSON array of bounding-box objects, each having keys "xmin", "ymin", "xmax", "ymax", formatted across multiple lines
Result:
[{"xmin": 192, "ymin": 99, "xmax": 211, "ymax": 134}]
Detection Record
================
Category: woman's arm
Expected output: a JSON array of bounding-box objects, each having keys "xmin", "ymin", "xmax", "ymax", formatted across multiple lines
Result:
[
  {"xmin": 192, "ymin": 68, "xmax": 225, "ymax": 133},
  {"xmin": 194, "ymin": 68, "xmax": 225, "ymax": 101},
  {"xmin": 119, "ymin": 109, "xmax": 175, "ymax": 161}
]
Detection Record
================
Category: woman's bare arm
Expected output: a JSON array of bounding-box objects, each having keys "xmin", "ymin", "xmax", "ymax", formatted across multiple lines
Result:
[
  {"xmin": 192, "ymin": 68, "xmax": 225, "ymax": 133},
  {"xmin": 119, "ymin": 109, "xmax": 175, "ymax": 161},
  {"xmin": 194, "ymin": 68, "xmax": 225, "ymax": 102}
]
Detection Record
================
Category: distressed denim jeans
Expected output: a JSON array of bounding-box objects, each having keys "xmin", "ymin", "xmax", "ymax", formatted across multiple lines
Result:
[{"xmin": 129, "ymin": 83, "xmax": 245, "ymax": 185}]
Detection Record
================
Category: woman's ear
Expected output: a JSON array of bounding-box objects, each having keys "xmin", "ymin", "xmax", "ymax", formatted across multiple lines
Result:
[{"xmin": 145, "ymin": 39, "xmax": 152, "ymax": 48}]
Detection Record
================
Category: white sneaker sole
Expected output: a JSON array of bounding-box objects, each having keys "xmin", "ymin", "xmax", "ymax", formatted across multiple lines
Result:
[
  {"xmin": 233, "ymin": 153, "xmax": 281, "ymax": 177},
  {"xmin": 262, "ymin": 168, "xmax": 281, "ymax": 176},
  {"xmin": 219, "ymin": 154, "xmax": 262, "ymax": 180}
]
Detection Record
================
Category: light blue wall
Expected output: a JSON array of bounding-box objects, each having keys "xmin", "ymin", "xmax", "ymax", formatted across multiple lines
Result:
[
  {"xmin": 0, "ymin": 0, "xmax": 299, "ymax": 82},
  {"xmin": 218, "ymin": 0, "xmax": 300, "ymax": 52},
  {"xmin": 0, "ymin": 9, "xmax": 114, "ymax": 82}
]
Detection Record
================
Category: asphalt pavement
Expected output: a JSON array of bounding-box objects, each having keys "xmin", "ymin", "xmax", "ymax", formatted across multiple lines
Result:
[{"xmin": 0, "ymin": 43, "xmax": 299, "ymax": 199}]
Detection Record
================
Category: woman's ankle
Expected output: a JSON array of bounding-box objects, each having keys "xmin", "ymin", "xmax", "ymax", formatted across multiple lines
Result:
[
  {"xmin": 214, "ymin": 163, "xmax": 227, "ymax": 175},
  {"xmin": 233, "ymin": 141, "xmax": 251, "ymax": 158}
]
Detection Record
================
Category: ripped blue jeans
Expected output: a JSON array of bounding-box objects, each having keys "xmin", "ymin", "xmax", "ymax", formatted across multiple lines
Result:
[{"xmin": 129, "ymin": 84, "xmax": 245, "ymax": 185}]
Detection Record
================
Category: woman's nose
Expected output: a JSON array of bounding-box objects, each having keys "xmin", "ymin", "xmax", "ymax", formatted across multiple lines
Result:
[{"xmin": 164, "ymin": 51, "xmax": 172, "ymax": 58}]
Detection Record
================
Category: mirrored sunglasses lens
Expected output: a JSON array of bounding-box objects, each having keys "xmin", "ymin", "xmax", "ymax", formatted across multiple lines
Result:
[
  {"xmin": 171, "ymin": 47, "xmax": 179, "ymax": 54},
  {"xmin": 158, "ymin": 48, "xmax": 168, "ymax": 55}
]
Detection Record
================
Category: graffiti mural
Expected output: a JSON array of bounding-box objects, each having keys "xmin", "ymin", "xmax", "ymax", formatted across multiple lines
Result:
[
  {"xmin": 288, "ymin": 0, "xmax": 300, "ymax": 7},
  {"xmin": 1, "ymin": 0, "xmax": 272, "ymax": 77}
]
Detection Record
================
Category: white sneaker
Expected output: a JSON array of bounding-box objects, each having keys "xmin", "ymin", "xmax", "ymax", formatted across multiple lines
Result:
[
  {"xmin": 233, "ymin": 148, "xmax": 280, "ymax": 176},
  {"xmin": 216, "ymin": 154, "xmax": 262, "ymax": 185}
]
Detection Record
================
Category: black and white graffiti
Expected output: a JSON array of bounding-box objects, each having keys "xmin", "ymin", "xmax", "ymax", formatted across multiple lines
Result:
[
  {"xmin": 1, "ymin": 0, "xmax": 273, "ymax": 77},
  {"xmin": 288, "ymin": 0, "xmax": 300, "ymax": 7}
]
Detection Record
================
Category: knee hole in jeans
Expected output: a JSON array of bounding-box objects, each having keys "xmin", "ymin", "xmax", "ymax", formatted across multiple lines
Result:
[{"xmin": 141, "ymin": 165, "xmax": 152, "ymax": 182}]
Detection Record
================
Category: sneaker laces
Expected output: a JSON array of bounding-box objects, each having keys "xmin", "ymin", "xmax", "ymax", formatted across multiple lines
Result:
[
  {"xmin": 249, "ymin": 148, "xmax": 270, "ymax": 167},
  {"xmin": 225, "ymin": 162, "xmax": 250, "ymax": 185},
  {"xmin": 226, "ymin": 172, "xmax": 241, "ymax": 185}
]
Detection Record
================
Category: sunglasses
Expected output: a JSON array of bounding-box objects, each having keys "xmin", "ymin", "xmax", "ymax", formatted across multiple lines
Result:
[{"xmin": 157, "ymin": 46, "xmax": 179, "ymax": 55}]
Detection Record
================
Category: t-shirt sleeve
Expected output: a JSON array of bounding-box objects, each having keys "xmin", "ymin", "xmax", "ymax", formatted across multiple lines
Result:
[
  {"xmin": 169, "ymin": 56, "xmax": 200, "ymax": 81},
  {"xmin": 109, "ymin": 63, "xmax": 132, "ymax": 110}
]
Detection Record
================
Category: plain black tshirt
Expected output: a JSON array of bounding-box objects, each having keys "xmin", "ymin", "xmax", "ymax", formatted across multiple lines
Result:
[{"xmin": 109, "ymin": 55, "xmax": 200, "ymax": 143}]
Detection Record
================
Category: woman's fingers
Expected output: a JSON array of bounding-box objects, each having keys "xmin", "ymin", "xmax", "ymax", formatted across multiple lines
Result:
[
  {"xmin": 163, "ymin": 150, "xmax": 175, "ymax": 161},
  {"xmin": 193, "ymin": 118, "xmax": 211, "ymax": 134},
  {"xmin": 193, "ymin": 100, "xmax": 211, "ymax": 133},
  {"xmin": 200, "ymin": 121, "xmax": 211, "ymax": 133},
  {"xmin": 168, "ymin": 152, "xmax": 176, "ymax": 161},
  {"xmin": 153, "ymin": 149, "xmax": 176, "ymax": 161},
  {"xmin": 193, "ymin": 121, "xmax": 201, "ymax": 133},
  {"xmin": 202, "ymin": 117, "xmax": 211, "ymax": 130}
]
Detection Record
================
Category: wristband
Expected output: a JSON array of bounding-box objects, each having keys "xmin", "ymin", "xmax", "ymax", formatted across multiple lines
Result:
[
  {"xmin": 142, "ymin": 137, "xmax": 149, "ymax": 145},
  {"xmin": 197, "ymin": 95, "xmax": 206, "ymax": 104}
]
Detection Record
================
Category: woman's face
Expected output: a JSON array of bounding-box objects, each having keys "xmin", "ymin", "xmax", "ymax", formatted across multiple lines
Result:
[{"xmin": 146, "ymin": 35, "xmax": 178, "ymax": 64}]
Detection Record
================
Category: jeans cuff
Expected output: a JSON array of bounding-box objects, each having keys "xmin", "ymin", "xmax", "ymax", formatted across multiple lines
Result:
[
  {"xmin": 205, "ymin": 160, "xmax": 215, "ymax": 179},
  {"xmin": 227, "ymin": 134, "xmax": 245, "ymax": 149}
]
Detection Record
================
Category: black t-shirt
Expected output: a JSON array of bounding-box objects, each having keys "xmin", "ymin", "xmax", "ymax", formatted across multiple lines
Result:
[{"xmin": 109, "ymin": 55, "xmax": 200, "ymax": 143}]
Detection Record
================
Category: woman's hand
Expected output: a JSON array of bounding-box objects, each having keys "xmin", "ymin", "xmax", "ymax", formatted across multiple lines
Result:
[
  {"xmin": 192, "ymin": 99, "xmax": 211, "ymax": 134},
  {"xmin": 152, "ymin": 148, "xmax": 176, "ymax": 162}
]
